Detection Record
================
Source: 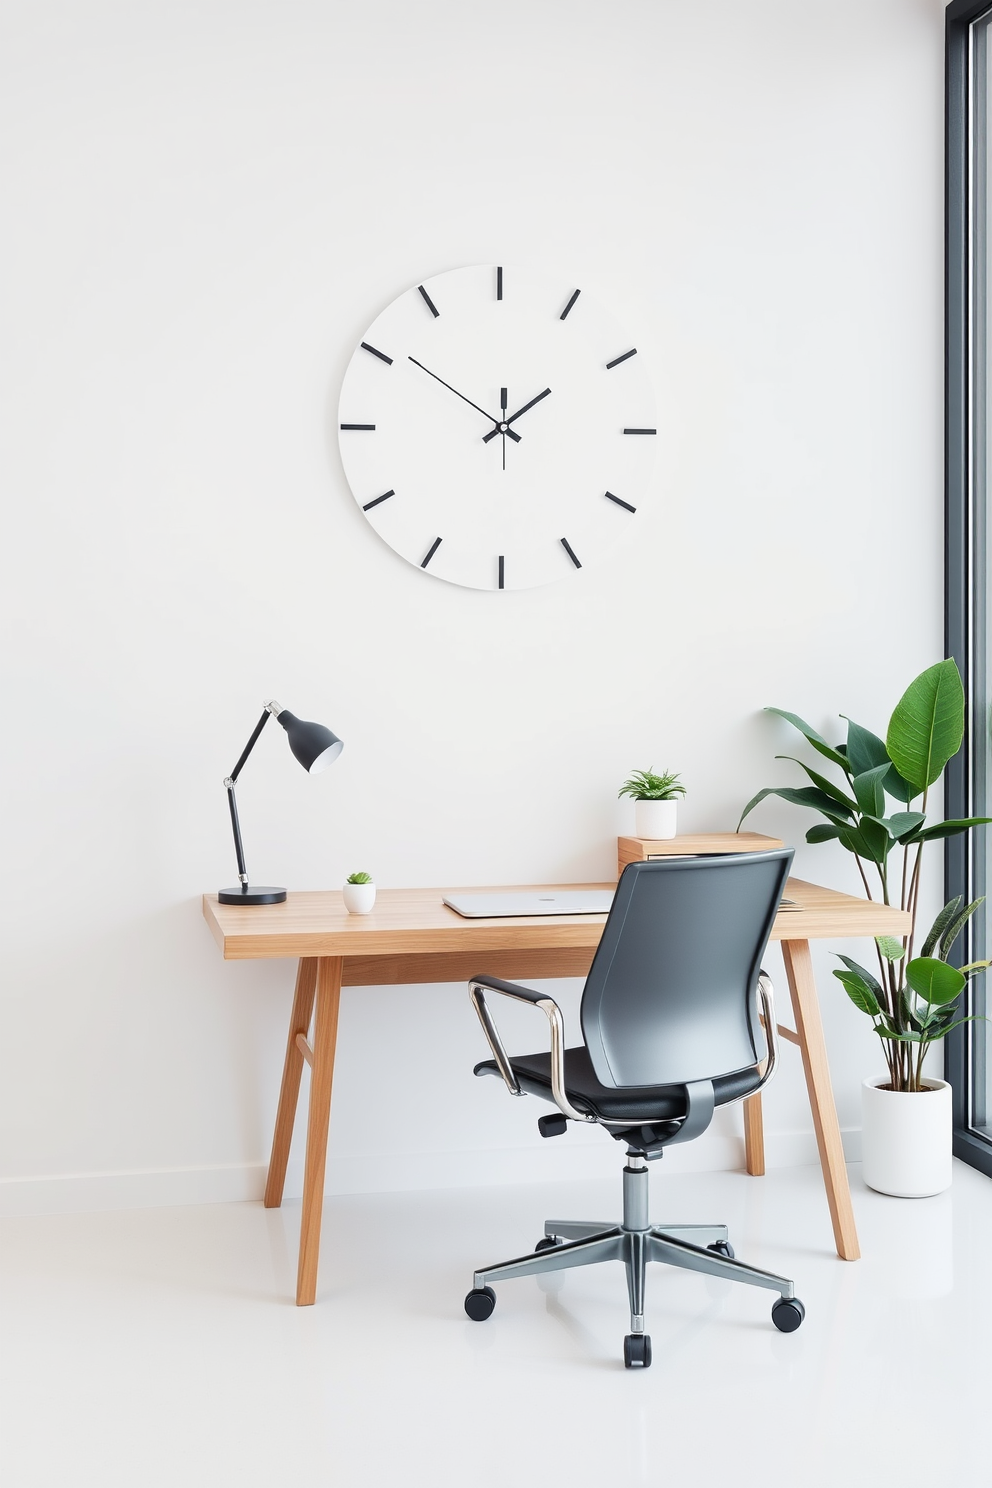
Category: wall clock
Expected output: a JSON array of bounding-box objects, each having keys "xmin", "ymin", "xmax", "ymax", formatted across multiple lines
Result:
[{"xmin": 337, "ymin": 264, "xmax": 656, "ymax": 591}]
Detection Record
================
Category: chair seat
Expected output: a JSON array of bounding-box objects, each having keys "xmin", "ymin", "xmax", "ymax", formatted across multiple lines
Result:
[{"xmin": 474, "ymin": 1045, "xmax": 763, "ymax": 1122}]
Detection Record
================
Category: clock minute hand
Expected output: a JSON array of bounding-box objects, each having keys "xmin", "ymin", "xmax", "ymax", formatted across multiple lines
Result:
[
  {"xmin": 408, "ymin": 357, "xmax": 522, "ymax": 441},
  {"xmin": 482, "ymin": 387, "xmax": 551, "ymax": 442}
]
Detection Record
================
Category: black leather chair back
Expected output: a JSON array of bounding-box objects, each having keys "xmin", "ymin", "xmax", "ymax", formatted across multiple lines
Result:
[{"xmin": 580, "ymin": 851, "xmax": 793, "ymax": 1089}]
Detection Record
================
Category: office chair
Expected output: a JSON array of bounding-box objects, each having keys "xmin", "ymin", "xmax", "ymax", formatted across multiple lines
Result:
[{"xmin": 464, "ymin": 851, "xmax": 805, "ymax": 1367}]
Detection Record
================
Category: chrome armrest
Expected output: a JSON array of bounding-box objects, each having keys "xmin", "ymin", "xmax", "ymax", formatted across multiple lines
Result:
[
  {"xmin": 711, "ymin": 971, "xmax": 780, "ymax": 1110},
  {"xmin": 469, "ymin": 975, "xmax": 595, "ymax": 1124},
  {"xmin": 754, "ymin": 971, "xmax": 779, "ymax": 1092}
]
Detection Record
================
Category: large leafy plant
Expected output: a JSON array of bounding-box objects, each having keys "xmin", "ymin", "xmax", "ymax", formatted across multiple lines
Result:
[{"xmin": 739, "ymin": 660, "xmax": 991, "ymax": 1092}]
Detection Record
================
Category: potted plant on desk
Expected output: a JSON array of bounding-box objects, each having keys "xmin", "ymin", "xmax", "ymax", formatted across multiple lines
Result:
[
  {"xmin": 619, "ymin": 768, "xmax": 686, "ymax": 840},
  {"xmin": 343, "ymin": 871, "xmax": 376, "ymax": 915},
  {"xmin": 739, "ymin": 660, "xmax": 990, "ymax": 1196}
]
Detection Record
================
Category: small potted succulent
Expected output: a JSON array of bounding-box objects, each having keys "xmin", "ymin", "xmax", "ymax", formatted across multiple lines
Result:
[
  {"xmin": 619, "ymin": 768, "xmax": 686, "ymax": 840},
  {"xmin": 343, "ymin": 871, "xmax": 376, "ymax": 915}
]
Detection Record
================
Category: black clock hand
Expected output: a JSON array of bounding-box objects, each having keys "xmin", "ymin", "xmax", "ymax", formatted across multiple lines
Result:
[
  {"xmin": 482, "ymin": 387, "xmax": 551, "ymax": 442},
  {"xmin": 500, "ymin": 386, "xmax": 507, "ymax": 471},
  {"xmin": 408, "ymin": 357, "xmax": 522, "ymax": 441}
]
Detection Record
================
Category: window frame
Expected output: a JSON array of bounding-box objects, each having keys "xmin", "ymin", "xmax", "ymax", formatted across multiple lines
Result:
[{"xmin": 946, "ymin": 0, "xmax": 992, "ymax": 1176}]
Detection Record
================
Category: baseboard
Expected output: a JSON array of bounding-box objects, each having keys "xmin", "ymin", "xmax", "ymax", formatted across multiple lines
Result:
[{"xmin": 0, "ymin": 1126, "xmax": 863, "ymax": 1216}]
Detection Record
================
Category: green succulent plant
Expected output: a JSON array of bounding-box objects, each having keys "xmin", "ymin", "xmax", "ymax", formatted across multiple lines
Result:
[
  {"xmin": 346, "ymin": 871, "xmax": 373, "ymax": 885},
  {"xmin": 618, "ymin": 768, "xmax": 686, "ymax": 802}
]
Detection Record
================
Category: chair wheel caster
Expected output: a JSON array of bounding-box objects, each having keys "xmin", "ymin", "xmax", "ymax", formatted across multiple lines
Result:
[
  {"xmin": 535, "ymin": 1236, "xmax": 561, "ymax": 1252},
  {"xmin": 771, "ymin": 1297, "xmax": 805, "ymax": 1333},
  {"xmin": 464, "ymin": 1286, "xmax": 496, "ymax": 1321},
  {"xmin": 624, "ymin": 1333, "xmax": 652, "ymax": 1368},
  {"xmin": 707, "ymin": 1240, "xmax": 735, "ymax": 1259}
]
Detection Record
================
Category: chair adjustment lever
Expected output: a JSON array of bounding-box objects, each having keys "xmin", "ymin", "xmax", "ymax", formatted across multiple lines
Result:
[{"xmin": 538, "ymin": 1113, "xmax": 569, "ymax": 1139}]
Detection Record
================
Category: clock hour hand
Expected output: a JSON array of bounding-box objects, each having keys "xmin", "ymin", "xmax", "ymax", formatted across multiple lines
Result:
[
  {"xmin": 482, "ymin": 387, "xmax": 551, "ymax": 442},
  {"xmin": 408, "ymin": 357, "xmax": 522, "ymax": 441}
]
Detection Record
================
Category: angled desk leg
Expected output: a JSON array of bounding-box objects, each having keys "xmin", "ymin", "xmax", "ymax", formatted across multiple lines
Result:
[
  {"xmin": 782, "ymin": 938, "xmax": 860, "ymax": 1262},
  {"xmin": 264, "ymin": 957, "xmax": 318, "ymax": 1209},
  {"xmin": 296, "ymin": 956, "xmax": 344, "ymax": 1306},
  {"xmin": 743, "ymin": 1094, "xmax": 765, "ymax": 1176}
]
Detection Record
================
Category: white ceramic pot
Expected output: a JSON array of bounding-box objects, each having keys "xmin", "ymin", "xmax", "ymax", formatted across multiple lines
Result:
[
  {"xmin": 342, "ymin": 881, "xmax": 376, "ymax": 915},
  {"xmin": 861, "ymin": 1075, "xmax": 952, "ymax": 1197},
  {"xmin": 634, "ymin": 799, "xmax": 678, "ymax": 839}
]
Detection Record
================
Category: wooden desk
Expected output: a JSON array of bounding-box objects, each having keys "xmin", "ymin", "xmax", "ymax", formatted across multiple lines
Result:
[{"xmin": 202, "ymin": 863, "xmax": 909, "ymax": 1303}]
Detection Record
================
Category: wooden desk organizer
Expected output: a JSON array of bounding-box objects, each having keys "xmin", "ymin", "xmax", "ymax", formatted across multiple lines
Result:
[{"xmin": 617, "ymin": 831, "xmax": 785, "ymax": 877}]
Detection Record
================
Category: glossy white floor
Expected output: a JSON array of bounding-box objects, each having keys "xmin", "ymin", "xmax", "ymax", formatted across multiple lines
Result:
[{"xmin": 1, "ymin": 1160, "xmax": 990, "ymax": 1488}]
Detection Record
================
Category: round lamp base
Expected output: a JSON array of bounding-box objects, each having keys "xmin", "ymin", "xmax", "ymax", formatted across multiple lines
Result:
[{"xmin": 218, "ymin": 886, "xmax": 287, "ymax": 905}]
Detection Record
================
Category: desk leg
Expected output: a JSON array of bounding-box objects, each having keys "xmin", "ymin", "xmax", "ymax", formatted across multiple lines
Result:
[
  {"xmin": 264, "ymin": 958, "xmax": 318, "ymax": 1210},
  {"xmin": 743, "ymin": 1094, "xmax": 765, "ymax": 1176},
  {"xmin": 783, "ymin": 939, "xmax": 860, "ymax": 1262},
  {"xmin": 296, "ymin": 956, "xmax": 344, "ymax": 1306}
]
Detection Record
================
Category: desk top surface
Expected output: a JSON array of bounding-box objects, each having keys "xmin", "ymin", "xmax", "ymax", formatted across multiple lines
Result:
[{"xmin": 203, "ymin": 878, "xmax": 912, "ymax": 961}]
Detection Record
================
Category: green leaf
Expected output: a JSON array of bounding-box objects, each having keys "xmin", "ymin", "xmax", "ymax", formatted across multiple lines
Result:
[
  {"xmin": 898, "ymin": 988, "xmax": 926, "ymax": 1033},
  {"xmin": 764, "ymin": 709, "xmax": 851, "ymax": 772},
  {"xmin": 852, "ymin": 764, "xmax": 890, "ymax": 819},
  {"xmin": 806, "ymin": 823, "xmax": 843, "ymax": 844},
  {"xmin": 905, "ymin": 957, "xmax": 967, "ymax": 1005},
  {"xmin": 940, "ymin": 897, "xmax": 985, "ymax": 958},
  {"xmin": 775, "ymin": 757, "xmax": 856, "ymax": 815},
  {"xmin": 876, "ymin": 936, "xmax": 906, "ymax": 961},
  {"xmin": 960, "ymin": 960, "xmax": 992, "ymax": 977},
  {"xmin": 842, "ymin": 719, "xmax": 890, "ymax": 776},
  {"xmin": 833, "ymin": 969, "xmax": 881, "ymax": 1016},
  {"xmin": 922, "ymin": 1014, "xmax": 986, "ymax": 1040},
  {"xmin": 836, "ymin": 954, "xmax": 885, "ymax": 1001},
  {"xmin": 920, "ymin": 897, "xmax": 963, "ymax": 957},
  {"xmin": 880, "ymin": 811, "xmax": 927, "ymax": 841},
  {"xmin": 912, "ymin": 817, "xmax": 992, "ymax": 843},
  {"xmin": 883, "ymin": 763, "xmax": 918, "ymax": 804},
  {"xmin": 885, "ymin": 659, "xmax": 965, "ymax": 791},
  {"xmin": 737, "ymin": 786, "xmax": 852, "ymax": 831},
  {"xmin": 838, "ymin": 817, "xmax": 890, "ymax": 863}
]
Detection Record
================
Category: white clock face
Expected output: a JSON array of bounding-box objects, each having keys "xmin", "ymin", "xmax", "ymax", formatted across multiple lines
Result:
[{"xmin": 337, "ymin": 264, "xmax": 657, "ymax": 591}]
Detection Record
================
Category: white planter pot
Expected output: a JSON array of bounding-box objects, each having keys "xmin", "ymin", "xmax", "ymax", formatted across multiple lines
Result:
[
  {"xmin": 634, "ymin": 799, "xmax": 678, "ymax": 839},
  {"xmin": 342, "ymin": 882, "xmax": 376, "ymax": 915},
  {"xmin": 861, "ymin": 1075, "xmax": 952, "ymax": 1197}
]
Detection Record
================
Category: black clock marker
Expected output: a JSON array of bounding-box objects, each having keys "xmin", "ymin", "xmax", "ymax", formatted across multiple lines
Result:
[
  {"xmin": 623, "ymin": 427, "xmax": 656, "ymax": 435},
  {"xmin": 363, "ymin": 490, "xmax": 394, "ymax": 511},
  {"xmin": 418, "ymin": 285, "xmax": 440, "ymax": 318},
  {"xmin": 605, "ymin": 491, "xmax": 636, "ymax": 513},
  {"xmin": 606, "ymin": 348, "xmax": 637, "ymax": 369},
  {"xmin": 560, "ymin": 289, "xmax": 580, "ymax": 321},
  {"xmin": 341, "ymin": 423, "xmax": 376, "ymax": 430},
  {"xmin": 498, "ymin": 556, "xmax": 505, "ymax": 589},
  {"xmin": 560, "ymin": 538, "xmax": 582, "ymax": 569},
  {"xmin": 361, "ymin": 342, "xmax": 393, "ymax": 365},
  {"xmin": 421, "ymin": 536, "xmax": 442, "ymax": 568},
  {"xmin": 496, "ymin": 267, "xmax": 503, "ymax": 300}
]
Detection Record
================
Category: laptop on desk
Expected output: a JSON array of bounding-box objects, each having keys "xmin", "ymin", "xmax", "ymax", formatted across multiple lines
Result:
[
  {"xmin": 443, "ymin": 890, "xmax": 615, "ymax": 918},
  {"xmin": 443, "ymin": 888, "xmax": 804, "ymax": 918}
]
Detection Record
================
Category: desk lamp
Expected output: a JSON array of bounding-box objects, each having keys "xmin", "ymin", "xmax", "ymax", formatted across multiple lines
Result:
[{"xmin": 219, "ymin": 700, "xmax": 343, "ymax": 905}]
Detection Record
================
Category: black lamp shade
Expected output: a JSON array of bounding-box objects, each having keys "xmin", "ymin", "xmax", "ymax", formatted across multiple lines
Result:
[{"xmin": 277, "ymin": 710, "xmax": 343, "ymax": 775}]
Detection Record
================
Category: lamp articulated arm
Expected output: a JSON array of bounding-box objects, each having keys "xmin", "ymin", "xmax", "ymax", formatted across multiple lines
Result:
[{"xmin": 223, "ymin": 701, "xmax": 283, "ymax": 889}]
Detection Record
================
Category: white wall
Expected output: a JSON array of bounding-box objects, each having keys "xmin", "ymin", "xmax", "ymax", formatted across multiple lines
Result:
[{"xmin": 0, "ymin": 0, "xmax": 947, "ymax": 1212}]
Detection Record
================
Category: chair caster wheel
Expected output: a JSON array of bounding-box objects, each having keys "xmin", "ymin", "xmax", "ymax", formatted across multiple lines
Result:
[
  {"xmin": 771, "ymin": 1297, "xmax": 805, "ymax": 1333},
  {"xmin": 464, "ymin": 1286, "xmax": 496, "ymax": 1321},
  {"xmin": 623, "ymin": 1333, "xmax": 652, "ymax": 1368},
  {"xmin": 535, "ymin": 1236, "xmax": 561, "ymax": 1252},
  {"xmin": 707, "ymin": 1240, "xmax": 735, "ymax": 1259}
]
